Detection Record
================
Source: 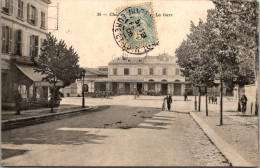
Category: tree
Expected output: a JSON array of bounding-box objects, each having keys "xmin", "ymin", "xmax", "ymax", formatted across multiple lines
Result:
[
  {"xmin": 176, "ymin": 21, "xmax": 217, "ymax": 114},
  {"xmin": 35, "ymin": 33, "xmax": 82, "ymax": 112},
  {"xmin": 206, "ymin": 0, "xmax": 258, "ymax": 124}
]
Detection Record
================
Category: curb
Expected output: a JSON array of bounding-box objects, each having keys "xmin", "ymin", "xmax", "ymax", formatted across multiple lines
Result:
[
  {"xmin": 190, "ymin": 112, "xmax": 252, "ymax": 167},
  {"xmin": 2, "ymin": 107, "xmax": 94, "ymax": 131}
]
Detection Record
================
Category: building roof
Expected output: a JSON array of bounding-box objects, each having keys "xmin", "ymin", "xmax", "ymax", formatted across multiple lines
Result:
[
  {"xmin": 42, "ymin": 0, "xmax": 52, "ymax": 4},
  {"xmin": 84, "ymin": 68, "xmax": 108, "ymax": 76},
  {"xmin": 109, "ymin": 57, "xmax": 144, "ymax": 64},
  {"xmin": 109, "ymin": 53, "xmax": 175, "ymax": 65}
]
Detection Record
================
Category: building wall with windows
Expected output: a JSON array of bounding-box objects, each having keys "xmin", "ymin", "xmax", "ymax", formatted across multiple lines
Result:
[
  {"xmin": 1, "ymin": 0, "xmax": 51, "ymax": 109},
  {"xmin": 101, "ymin": 54, "xmax": 186, "ymax": 95}
]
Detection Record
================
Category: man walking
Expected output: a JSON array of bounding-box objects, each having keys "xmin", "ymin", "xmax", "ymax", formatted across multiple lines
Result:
[
  {"xmin": 241, "ymin": 93, "xmax": 247, "ymax": 114},
  {"xmin": 14, "ymin": 90, "xmax": 22, "ymax": 115},
  {"xmin": 184, "ymin": 93, "xmax": 187, "ymax": 101},
  {"xmin": 164, "ymin": 94, "xmax": 172, "ymax": 111}
]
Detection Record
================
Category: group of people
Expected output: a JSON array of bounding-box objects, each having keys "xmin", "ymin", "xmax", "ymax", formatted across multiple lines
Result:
[{"xmin": 208, "ymin": 96, "xmax": 218, "ymax": 104}]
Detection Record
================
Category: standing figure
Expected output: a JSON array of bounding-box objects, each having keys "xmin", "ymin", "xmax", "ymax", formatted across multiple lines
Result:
[
  {"xmin": 208, "ymin": 96, "xmax": 211, "ymax": 104},
  {"xmin": 164, "ymin": 94, "xmax": 173, "ymax": 111},
  {"xmin": 14, "ymin": 90, "xmax": 22, "ymax": 115},
  {"xmin": 215, "ymin": 96, "xmax": 218, "ymax": 104},
  {"xmin": 241, "ymin": 94, "xmax": 247, "ymax": 114},
  {"xmin": 212, "ymin": 96, "xmax": 215, "ymax": 104},
  {"xmin": 184, "ymin": 93, "xmax": 188, "ymax": 101}
]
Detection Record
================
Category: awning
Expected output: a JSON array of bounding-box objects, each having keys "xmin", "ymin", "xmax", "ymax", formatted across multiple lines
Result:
[
  {"xmin": 95, "ymin": 78, "xmax": 144, "ymax": 83},
  {"xmin": 16, "ymin": 64, "xmax": 63, "ymax": 87}
]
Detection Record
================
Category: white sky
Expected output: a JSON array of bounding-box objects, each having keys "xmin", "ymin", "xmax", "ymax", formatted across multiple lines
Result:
[{"xmin": 48, "ymin": 0, "xmax": 215, "ymax": 68}]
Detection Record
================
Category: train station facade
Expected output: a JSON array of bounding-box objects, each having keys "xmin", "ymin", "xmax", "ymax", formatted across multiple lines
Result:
[{"xmin": 95, "ymin": 54, "xmax": 187, "ymax": 95}]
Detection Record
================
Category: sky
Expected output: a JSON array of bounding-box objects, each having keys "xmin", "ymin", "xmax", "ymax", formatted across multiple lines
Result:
[{"xmin": 48, "ymin": 0, "xmax": 215, "ymax": 68}]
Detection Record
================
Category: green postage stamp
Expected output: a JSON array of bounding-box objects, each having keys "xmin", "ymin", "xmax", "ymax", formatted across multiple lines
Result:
[{"xmin": 113, "ymin": 3, "xmax": 159, "ymax": 55}]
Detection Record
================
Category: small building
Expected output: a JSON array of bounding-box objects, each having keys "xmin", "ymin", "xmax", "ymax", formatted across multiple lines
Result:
[
  {"xmin": 61, "ymin": 67, "xmax": 108, "ymax": 97},
  {"xmin": 95, "ymin": 54, "xmax": 186, "ymax": 95}
]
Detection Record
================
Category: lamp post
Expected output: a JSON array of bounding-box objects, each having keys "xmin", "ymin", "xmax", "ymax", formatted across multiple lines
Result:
[{"xmin": 81, "ymin": 69, "xmax": 86, "ymax": 108}]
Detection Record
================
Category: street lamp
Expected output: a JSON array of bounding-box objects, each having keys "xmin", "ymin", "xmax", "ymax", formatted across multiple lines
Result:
[{"xmin": 81, "ymin": 69, "xmax": 86, "ymax": 108}]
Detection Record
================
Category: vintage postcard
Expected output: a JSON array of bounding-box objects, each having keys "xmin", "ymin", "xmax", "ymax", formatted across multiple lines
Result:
[{"xmin": 1, "ymin": 0, "xmax": 259, "ymax": 167}]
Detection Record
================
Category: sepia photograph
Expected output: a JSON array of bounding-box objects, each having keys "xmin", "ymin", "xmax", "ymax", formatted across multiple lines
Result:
[{"xmin": 1, "ymin": 0, "xmax": 259, "ymax": 166}]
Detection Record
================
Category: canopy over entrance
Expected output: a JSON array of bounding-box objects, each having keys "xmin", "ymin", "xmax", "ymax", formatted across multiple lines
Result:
[{"xmin": 16, "ymin": 64, "xmax": 63, "ymax": 87}]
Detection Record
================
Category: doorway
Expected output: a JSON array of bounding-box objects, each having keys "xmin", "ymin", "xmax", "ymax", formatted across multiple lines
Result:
[
  {"xmin": 174, "ymin": 83, "xmax": 181, "ymax": 95},
  {"xmin": 161, "ymin": 84, "xmax": 168, "ymax": 95},
  {"xmin": 112, "ymin": 82, "xmax": 117, "ymax": 94},
  {"xmin": 137, "ymin": 83, "xmax": 142, "ymax": 94},
  {"xmin": 125, "ymin": 83, "xmax": 130, "ymax": 94}
]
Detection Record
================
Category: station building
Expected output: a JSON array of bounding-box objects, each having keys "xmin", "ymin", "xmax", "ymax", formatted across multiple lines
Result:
[{"xmin": 95, "ymin": 54, "xmax": 186, "ymax": 95}]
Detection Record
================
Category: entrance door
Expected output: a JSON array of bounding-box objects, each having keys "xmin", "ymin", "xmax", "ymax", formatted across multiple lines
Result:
[
  {"xmin": 174, "ymin": 83, "xmax": 181, "ymax": 95},
  {"xmin": 137, "ymin": 83, "xmax": 142, "ymax": 94},
  {"xmin": 112, "ymin": 82, "xmax": 117, "ymax": 94},
  {"xmin": 125, "ymin": 83, "xmax": 130, "ymax": 94},
  {"xmin": 161, "ymin": 84, "xmax": 168, "ymax": 95}
]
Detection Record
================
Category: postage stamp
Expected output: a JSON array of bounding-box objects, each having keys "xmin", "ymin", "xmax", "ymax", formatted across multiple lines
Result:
[{"xmin": 113, "ymin": 3, "xmax": 159, "ymax": 55}]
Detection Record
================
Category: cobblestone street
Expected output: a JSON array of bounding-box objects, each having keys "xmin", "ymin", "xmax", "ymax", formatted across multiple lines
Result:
[{"xmin": 2, "ymin": 96, "xmax": 231, "ymax": 166}]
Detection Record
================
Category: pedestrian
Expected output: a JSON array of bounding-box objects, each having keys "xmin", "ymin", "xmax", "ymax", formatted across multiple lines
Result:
[
  {"xmin": 184, "ymin": 93, "xmax": 187, "ymax": 101},
  {"xmin": 215, "ymin": 97, "xmax": 217, "ymax": 104},
  {"xmin": 164, "ymin": 94, "xmax": 173, "ymax": 111},
  {"xmin": 212, "ymin": 96, "xmax": 215, "ymax": 104},
  {"xmin": 208, "ymin": 96, "xmax": 211, "ymax": 104},
  {"xmin": 241, "ymin": 94, "xmax": 247, "ymax": 114},
  {"xmin": 14, "ymin": 90, "xmax": 22, "ymax": 115},
  {"xmin": 162, "ymin": 99, "xmax": 166, "ymax": 111}
]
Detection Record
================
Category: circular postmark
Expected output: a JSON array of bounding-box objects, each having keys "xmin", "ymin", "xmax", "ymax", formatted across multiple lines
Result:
[{"xmin": 113, "ymin": 4, "xmax": 159, "ymax": 55}]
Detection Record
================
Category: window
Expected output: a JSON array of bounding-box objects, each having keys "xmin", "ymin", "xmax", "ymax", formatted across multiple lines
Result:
[
  {"xmin": 138, "ymin": 68, "xmax": 142, "ymax": 75},
  {"xmin": 17, "ymin": 0, "xmax": 24, "ymax": 19},
  {"xmin": 1, "ymin": 26, "xmax": 12, "ymax": 53},
  {"xmin": 176, "ymin": 68, "xmax": 180, "ymax": 75},
  {"xmin": 124, "ymin": 68, "xmax": 129, "ymax": 75},
  {"xmin": 2, "ymin": 0, "xmax": 13, "ymax": 15},
  {"xmin": 16, "ymin": 30, "xmax": 22, "ymax": 55},
  {"xmin": 41, "ymin": 12, "xmax": 45, "ymax": 28},
  {"xmin": 113, "ymin": 68, "xmax": 117, "ymax": 75},
  {"xmin": 27, "ymin": 4, "xmax": 37, "ymax": 25},
  {"xmin": 29, "ymin": 35, "xmax": 39, "ymax": 57},
  {"xmin": 150, "ymin": 68, "xmax": 153, "ymax": 75},
  {"xmin": 163, "ymin": 68, "xmax": 167, "ymax": 75}
]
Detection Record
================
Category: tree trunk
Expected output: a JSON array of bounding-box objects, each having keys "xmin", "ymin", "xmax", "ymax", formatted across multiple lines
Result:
[
  {"xmin": 205, "ymin": 85, "xmax": 208, "ymax": 116},
  {"xmin": 220, "ymin": 79, "xmax": 223, "ymax": 125},
  {"xmin": 237, "ymin": 86, "xmax": 242, "ymax": 112},
  {"xmin": 195, "ymin": 88, "xmax": 197, "ymax": 111},
  {"xmin": 255, "ymin": 71, "xmax": 259, "ymax": 116},
  {"xmin": 51, "ymin": 77, "xmax": 56, "ymax": 113},
  {"xmin": 198, "ymin": 86, "xmax": 201, "ymax": 112}
]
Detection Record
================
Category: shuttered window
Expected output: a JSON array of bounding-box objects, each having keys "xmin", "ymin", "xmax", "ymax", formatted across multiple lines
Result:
[
  {"xmin": 17, "ymin": 0, "xmax": 24, "ymax": 19},
  {"xmin": 150, "ymin": 68, "xmax": 153, "ymax": 75},
  {"xmin": 176, "ymin": 68, "xmax": 180, "ymax": 75},
  {"xmin": 41, "ymin": 12, "xmax": 46, "ymax": 28},
  {"xmin": 1, "ymin": 26, "xmax": 6, "ymax": 53},
  {"xmin": 2, "ymin": 0, "xmax": 13, "ymax": 15},
  {"xmin": 113, "ymin": 68, "xmax": 117, "ymax": 75},
  {"xmin": 1, "ymin": 26, "xmax": 12, "ymax": 53},
  {"xmin": 16, "ymin": 30, "xmax": 22, "ymax": 55},
  {"xmin": 124, "ymin": 68, "xmax": 129, "ymax": 75},
  {"xmin": 138, "ymin": 68, "xmax": 141, "ymax": 75},
  {"xmin": 163, "ymin": 68, "xmax": 167, "ymax": 75},
  {"xmin": 27, "ymin": 4, "xmax": 37, "ymax": 25},
  {"xmin": 29, "ymin": 35, "xmax": 39, "ymax": 57},
  {"xmin": 8, "ymin": 27, "xmax": 12, "ymax": 53}
]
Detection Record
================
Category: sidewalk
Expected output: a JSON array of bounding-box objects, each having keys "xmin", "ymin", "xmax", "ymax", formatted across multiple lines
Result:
[
  {"xmin": 190, "ymin": 105, "xmax": 258, "ymax": 167},
  {"xmin": 1, "ymin": 104, "xmax": 101, "ymax": 130},
  {"xmin": 2, "ymin": 105, "xmax": 83, "ymax": 121}
]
